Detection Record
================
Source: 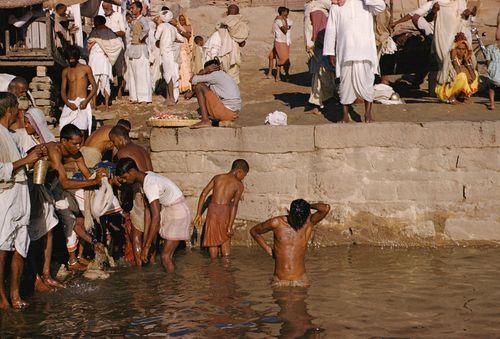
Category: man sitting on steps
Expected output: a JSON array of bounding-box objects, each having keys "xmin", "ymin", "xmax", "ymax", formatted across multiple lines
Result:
[{"xmin": 186, "ymin": 59, "xmax": 241, "ymax": 129}]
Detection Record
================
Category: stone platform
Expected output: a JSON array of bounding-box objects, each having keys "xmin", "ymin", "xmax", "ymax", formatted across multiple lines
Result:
[{"xmin": 150, "ymin": 121, "xmax": 500, "ymax": 247}]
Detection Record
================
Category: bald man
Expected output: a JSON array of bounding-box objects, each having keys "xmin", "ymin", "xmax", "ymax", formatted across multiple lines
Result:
[{"xmin": 0, "ymin": 75, "xmax": 30, "ymax": 128}]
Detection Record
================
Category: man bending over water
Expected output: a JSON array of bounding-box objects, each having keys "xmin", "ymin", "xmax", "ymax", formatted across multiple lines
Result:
[{"xmin": 250, "ymin": 199, "xmax": 330, "ymax": 287}]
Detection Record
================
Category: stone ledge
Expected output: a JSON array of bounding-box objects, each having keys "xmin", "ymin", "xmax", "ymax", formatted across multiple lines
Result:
[{"xmin": 315, "ymin": 121, "xmax": 499, "ymax": 149}]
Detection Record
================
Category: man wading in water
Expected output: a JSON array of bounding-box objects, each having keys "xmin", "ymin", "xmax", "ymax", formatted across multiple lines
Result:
[{"xmin": 250, "ymin": 199, "xmax": 330, "ymax": 287}]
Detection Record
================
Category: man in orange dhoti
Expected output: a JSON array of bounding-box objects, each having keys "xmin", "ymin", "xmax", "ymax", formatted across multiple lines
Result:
[{"xmin": 194, "ymin": 159, "xmax": 249, "ymax": 259}]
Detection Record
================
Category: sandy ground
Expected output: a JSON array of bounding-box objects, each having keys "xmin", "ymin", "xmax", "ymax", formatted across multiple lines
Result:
[{"xmin": 101, "ymin": 4, "xmax": 500, "ymax": 136}]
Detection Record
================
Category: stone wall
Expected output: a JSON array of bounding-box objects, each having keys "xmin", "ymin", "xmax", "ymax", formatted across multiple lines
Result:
[{"xmin": 150, "ymin": 121, "xmax": 500, "ymax": 247}]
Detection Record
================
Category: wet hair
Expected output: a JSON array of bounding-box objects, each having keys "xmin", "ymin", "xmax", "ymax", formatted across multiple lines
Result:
[
  {"xmin": 161, "ymin": 6, "xmax": 170, "ymax": 11},
  {"xmin": 115, "ymin": 157, "xmax": 138, "ymax": 176},
  {"xmin": 0, "ymin": 92, "xmax": 18, "ymax": 118},
  {"xmin": 65, "ymin": 45, "xmax": 81, "ymax": 61},
  {"xmin": 94, "ymin": 15, "xmax": 106, "ymax": 27},
  {"xmin": 109, "ymin": 125, "xmax": 130, "ymax": 139},
  {"xmin": 7, "ymin": 77, "xmax": 28, "ymax": 93},
  {"xmin": 116, "ymin": 119, "xmax": 132, "ymax": 131},
  {"xmin": 194, "ymin": 36, "xmax": 204, "ymax": 45},
  {"xmin": 231, "ymin": 159, "xmax": 249, "ymax": 173},
  {"xmin": 288, "ymin": 199, "xmax": 311, "ymax": 231},
  {"xmin": 60, "ymin": 124, "xmax": 83, "ymax": 140},
  {"xmin": 131, "ymin": 1, "xmax": 142, "ymax": 10},
  {"xmin": 55, "ymin": 3, "xmax": 66, "ymax": 12},
  {"xmin": 278, "ymin": 6, "xmax": 289, "ymax": 15},
  {"xmin": 204, "ymin": 58, "xmax": 221, "ymax": 68}
]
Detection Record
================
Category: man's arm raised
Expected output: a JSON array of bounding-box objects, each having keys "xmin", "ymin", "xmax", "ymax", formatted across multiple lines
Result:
[
  {"xmin": 309, "ymin": 203, "xmax": 331, "ymax": 226},
  {"xmin": 250, "ymin": 218, "xmax": 280, "ymax": 257}
]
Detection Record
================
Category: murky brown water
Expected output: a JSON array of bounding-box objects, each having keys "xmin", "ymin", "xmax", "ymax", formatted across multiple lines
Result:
[{"xmin": 1, "ymin": 246, "xmax": 500, "ymax": 337}]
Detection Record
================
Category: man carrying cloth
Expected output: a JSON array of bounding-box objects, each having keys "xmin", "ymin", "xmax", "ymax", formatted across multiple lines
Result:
[
  {"xmin": 204, "ymin": 5, "xmax": 249, "ymax": 84},
  {"xmin": 188, "ymin": 59, "xmax": 241, "ymax": 129},
  {"xmin": 194, "ymin": 159, "xmax": 249, "ymax": 259},
  {"xmin": 0, "ymin": 92, "xmax": 44, "ymax": 309},
  {"xmin": 250, "ymin": 199, "xmax": 330, "ymax": 288},
  {"xmin": 115, "ymin": 158, "xmax": 191, "ymax": 273}
]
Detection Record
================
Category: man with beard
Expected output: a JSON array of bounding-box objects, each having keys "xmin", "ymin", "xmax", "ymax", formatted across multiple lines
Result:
[{"xmin": 60, "ymin": 46, "xmax": 97, "ymax": 136}]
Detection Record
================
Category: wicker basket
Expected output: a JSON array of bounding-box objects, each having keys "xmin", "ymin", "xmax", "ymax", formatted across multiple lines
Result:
[{"xmin": 147, "ymin": 118, "xmax": 201, "ymax": 127}]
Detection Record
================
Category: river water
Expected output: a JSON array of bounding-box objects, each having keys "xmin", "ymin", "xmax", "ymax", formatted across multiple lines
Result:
[{"xmin": 1, "ymin": 246, "xmax": 500, "ymax": 337}]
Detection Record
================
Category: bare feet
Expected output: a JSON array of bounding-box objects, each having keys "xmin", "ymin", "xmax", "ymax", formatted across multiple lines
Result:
[
  {"xmin": 487, "ymin": 103, "xmax": 495, "ymax": 110},
  {"xmin": 305, "ymin": 107, "xmax": 321, "ymax": 116},
  {"xmin": 341, "ymin": 116, "xmax": 350, "ymax": 123},
  {"xmin": 78, "ymin": 257, "xmax": 90, "ymax": 266},
  {"xmin": 190, "ymin": 120, "xmax": 212, "ymax": 129},
  {"xmin": 0, "ymin": 298, "xmax": 10, "ymax": 310},
  {"xmin": 35, "ymin": 276, "xmax": 52, "ymax": 292},
  {"xmin": 364, "ymin": 114, "xmax": 375, "ymax": 123},
  {"xmin": 163, "ymin": 258, "xmax": 175, "ymax": 273},
  {"xmin": 11, "ymin": 296, "xmax": 29, "ymax": 309},
  {"xmin": 164, "ymin": 99, "xmax": 176, "ymax": 107},
  {"xmin": 68, "ymin": 261, "xmax": 87, "ymax": 272},
  {"xmin": 43, "ymin": 275, "xmax": 66, "ymax": 289}
]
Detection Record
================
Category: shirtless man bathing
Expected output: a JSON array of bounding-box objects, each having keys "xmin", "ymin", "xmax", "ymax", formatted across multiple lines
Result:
[
  {"xmin": 109, "ymin": 125, "xmax": 153, "ymax": 267},
  {"xmin": 250, "ymin": 199, "xmax": 330, "ymax": 287},
  {"xmin": 46, "ymin": 124, "xmax": 107, "ymax": 270},
  {"xmin": 60, "ymin": 45, "xmax": 97, "ymax": 136},
  {"xmin": 194, "ymin": 159, "xmax": 248, "ymax": 259},
  {"xmin": 80, "ymin": 119, "xmax": 131, "ymax": 168}
]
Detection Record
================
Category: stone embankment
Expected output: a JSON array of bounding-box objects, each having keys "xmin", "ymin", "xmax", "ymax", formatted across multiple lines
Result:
[{"xmin": 150, "ymin": 121, "xmax": 500, "ymax": 247}]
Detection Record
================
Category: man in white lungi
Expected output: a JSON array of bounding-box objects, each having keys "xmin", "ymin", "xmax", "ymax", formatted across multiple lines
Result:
[
  {"xmin": 154, "ymin": 10, "xmax": 183, "ymax": 106},
  {"xmin": 0, "ymin": 93, "xmax": 44, "ymax": 309},
  {"xmin": 323, "ymin": 0, "xmax": 385, "ymax": 123},
  {"xmin": 128, "ymin": 1, "xmax": 152, "ymax": 104},
  {"xmin": 116, "ymin": 157, "xmax": 191, "ymax": 273}
]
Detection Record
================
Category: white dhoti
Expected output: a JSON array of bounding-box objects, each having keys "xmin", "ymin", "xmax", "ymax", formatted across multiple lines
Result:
[
  {"xmin": 59, "ymin": 97, "xmax": 93, "ymax": 135},
  {"xmin": 129, "ymin": 54, "xmax": 152, "ymax": 103},
  {"xmin": 161, "ymin": 52, "xmax": 180, "ymax": 101},
  {"xmin": 95, "ymin": 74, "xmax": 111, "ymax": 97},
  {"xmin": 0, "ymin": 182, "xmax": 30, "ymax": 258},
  {"xmin": 309, "ymin": 61, "xmax": 336, "ymax": 107},
  {"xmin": 52, "ymin": 187, "xmax": 80, "ymax": 253},
  {"xmin": 28, "ymin": 183, "xmax": 58, "ymax": 241},
  {"xmin": 339, "ymin": 61, "xmax": 375, "ymax": 105},
  {"xmin": 89, "ymin": 44, "xmax": 113, "ymax": 97}
]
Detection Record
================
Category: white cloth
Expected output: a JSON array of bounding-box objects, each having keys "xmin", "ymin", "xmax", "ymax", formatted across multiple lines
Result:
[
  {"xmin": 25, "ymin": 108, "xmax": 56, "ymax": 143},
  {"xmin": 105, "ymin": 11, "xmax": 126, "ymax": 34},
  {"xmin": 155, "ymin": 21, "xmax": 182, "ymax": 98},
  {"xmin": 417, "ymin": 16, "xmax": 434, "ymax": 36},
  {"xmin": 273, "ymin": 18, "xmax": 293, "ymax": 45},
  {"xmin": 0, "ymin": 73, "xmax": 15, "ymax": 92},
  {"xmin": 204, "ymin": 30, "xmax": 222, "ymax": 61},
  {"xmin": 129, "ymin": 54, "xmax": 153, "ymax": 103},
  {"xmin": 265, "ymin": 111, "xmax": 288, "ymax": 125},
  {"xmin": 59, "ymin": 97, "xmax": 93, "ymax": 135},
  {"xmin": 89, "ymin": 43, "xmax": 113, "ymax": 96},
  {"xmin": 323, "ymin": 0, "xmax": 386, "ymax": 77},
  {"xmin": 339, "ymin": 60, "xmax": 375, "ymax": 104},
  {"xmin": 143, "ymin": 172, "xmax": 183, "ymax": 207},
  {"xmin": 0, "ymin": 125, "xmax": 30, "ymax": 257},
  {"xmin": 411, "ymin": 0, "xmax": 436, "ymax": 17}
]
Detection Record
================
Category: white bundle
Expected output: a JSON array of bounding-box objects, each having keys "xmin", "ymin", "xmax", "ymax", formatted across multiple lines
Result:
[{"xmin": 265, "ymin": 111, "xmax": 288, "ymax": 126}]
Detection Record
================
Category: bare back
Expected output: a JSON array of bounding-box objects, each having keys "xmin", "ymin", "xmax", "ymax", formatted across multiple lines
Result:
[
  {"xmin": 63, "ymin": 64, "xmax": 91, "ymax": 100},
  {"xmin": 84, "ymin": 125, "xmax": 113, "ymax": 153},
  {"xmin": 117, "ymin": 142, "xmax": 153, "ymax": 172},
  {"xmin": 211, "ymin": 173, "xmax": 243, "ymax": 205},
  {"xmin": 272, "ymin": 216, "xmax": 313, "ymax": 281}
]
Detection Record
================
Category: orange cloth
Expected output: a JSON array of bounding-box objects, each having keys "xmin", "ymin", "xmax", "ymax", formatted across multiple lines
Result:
[
  {"xmin": 204, "ymin": 90, "xmax": 237, "ymax": 122},
  {"xmin": 273, "ymin": 41, "xmax": 290, "ymax": 66},
  {"xmin": 203, "ymin": 202, "xmax": 231, "ymax": 247}
]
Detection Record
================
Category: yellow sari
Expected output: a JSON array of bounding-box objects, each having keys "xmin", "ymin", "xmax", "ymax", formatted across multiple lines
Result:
[{"xmin": 435, "ymin": 71, "xmax": 479, "ymax": 102}]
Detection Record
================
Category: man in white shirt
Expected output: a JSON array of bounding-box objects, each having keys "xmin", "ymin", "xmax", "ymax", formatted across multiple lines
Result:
[
  {"xmin": 269, "ymin": 7, "xmax": 293, "ymax": 82},
  {"xmin": 323, "ymin": 0, "xmax": 386, "ymax": 123},
  {"xmin": 115, "ymin": 157, "xmax": 191, "ymax": 273},
  {"xmin": 103, "ymin": 2, "xmax": 126, "ymax": 98},
  {"xmin": 154, "ymin": 10, "xmax": 183, "ymax": 106}
]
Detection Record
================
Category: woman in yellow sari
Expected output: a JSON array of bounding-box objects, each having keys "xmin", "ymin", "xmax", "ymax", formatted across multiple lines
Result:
[
  {"xmin": 177, "ymin": 14, "xmax": 193, "ymax": 93},
  {"xmin": 436, "ymin": 32, "xmax": 479, "ymax": 103}
]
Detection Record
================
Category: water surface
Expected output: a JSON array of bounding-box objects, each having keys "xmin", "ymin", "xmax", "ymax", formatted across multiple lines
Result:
[{"xmin": 2, "ymin": 246, "xmax": 500, "ymax": 337}]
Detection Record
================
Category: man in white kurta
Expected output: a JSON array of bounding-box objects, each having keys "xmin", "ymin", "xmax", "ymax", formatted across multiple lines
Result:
[
  {"xmin": 323, "ymin": 0, "xmax": 385, "ymax": 122},
  {"xmin": 155, "ymin": 10, "xmax": 183, "ymax": 105},
  {"xmin": 0, "ymin": 93, "xmax": 42, "ymax": 309},
  {"xmin": 128, "ymin": 2, "xmax": 152, "ymax": 104}
]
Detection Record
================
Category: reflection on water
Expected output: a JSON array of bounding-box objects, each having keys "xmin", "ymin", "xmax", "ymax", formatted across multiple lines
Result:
[{"xmin": 2, "ymin": 246, "xmax": 500, "ymax": 337}]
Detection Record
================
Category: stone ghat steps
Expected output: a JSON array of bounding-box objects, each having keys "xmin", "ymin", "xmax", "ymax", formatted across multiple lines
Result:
[{"xmin": 191, "ymin": 0, "xmax": 303, "ymax": 10}]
